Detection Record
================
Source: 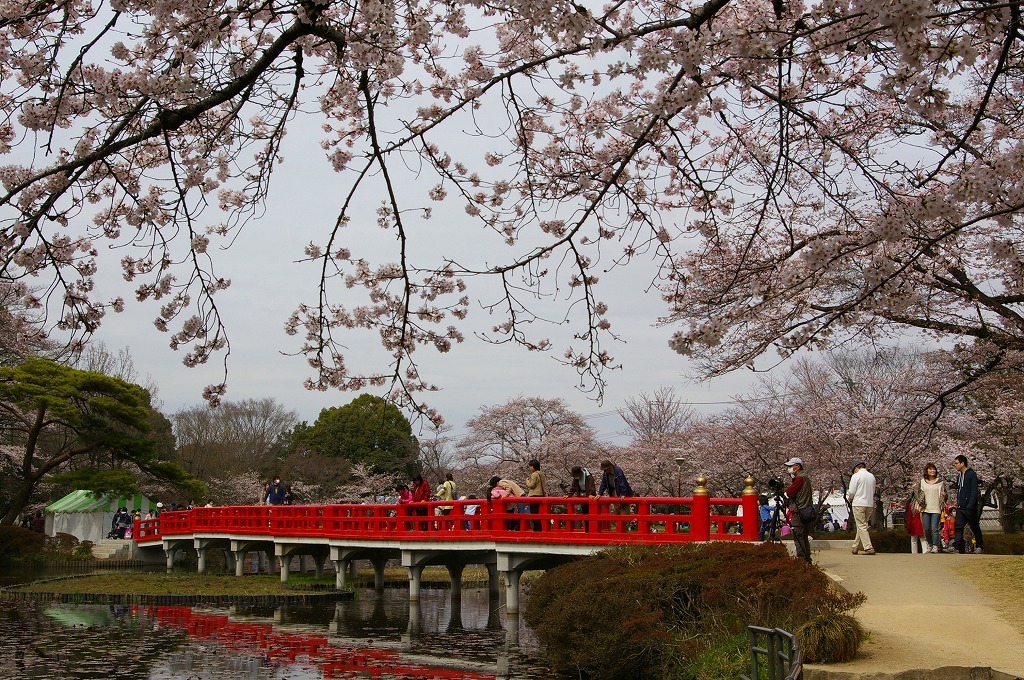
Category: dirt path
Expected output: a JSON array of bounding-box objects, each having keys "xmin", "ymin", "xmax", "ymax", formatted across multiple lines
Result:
[{"xmin": 804, "ymin": 543, "xmax": 1024, "ymax": 678}]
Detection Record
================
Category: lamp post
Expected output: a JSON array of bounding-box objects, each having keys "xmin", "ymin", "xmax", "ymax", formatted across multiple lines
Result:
[{"xmin": 675, "ymin": 456, "xmax": 686, "ymax": 497}]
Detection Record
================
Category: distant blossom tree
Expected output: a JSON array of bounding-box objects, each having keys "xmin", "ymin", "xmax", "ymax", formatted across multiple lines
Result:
[
  {"xmin": 682, "ymin": 349, "xmax": 949, "ymax": 506},
  {"xmin": 457, "ymin": 396, "xmax": 605, "ymax": 488},
  {"xmin": 2, "ymin": 0, "xmax": 1023, "ymax": 420}
]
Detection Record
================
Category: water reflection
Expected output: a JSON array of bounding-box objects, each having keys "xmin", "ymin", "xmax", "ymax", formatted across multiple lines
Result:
[{"xmin": 0, "ymin": 586, "xmax": 556, "ymax": 679}]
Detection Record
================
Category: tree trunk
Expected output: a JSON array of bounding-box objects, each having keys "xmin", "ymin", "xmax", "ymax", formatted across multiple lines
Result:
[{"xmin": 1, "ymin": 478, "xmax": 39, "ymax": 526}]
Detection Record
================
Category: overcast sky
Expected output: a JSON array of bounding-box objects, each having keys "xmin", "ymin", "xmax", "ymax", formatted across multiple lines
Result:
[
  {"xmin": 67, "ymin": 72, "xmax": 773, "ymax": 447},
  {"xmin": 86, "ymin": 145, "xmax": 765, "ymax": 445}
]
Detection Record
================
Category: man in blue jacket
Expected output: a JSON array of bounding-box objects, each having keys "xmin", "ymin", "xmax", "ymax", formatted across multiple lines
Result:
[
  {"xmin": 953, "ymin": 455, "xmax": 984, "ymax": 554},
  {"xmin": 263, "ymin": 476, "xmax": 287, "ymax": 505},
  {"xmin": 598, "ymin": 460, "xmax": 634, "ymax": 520}
]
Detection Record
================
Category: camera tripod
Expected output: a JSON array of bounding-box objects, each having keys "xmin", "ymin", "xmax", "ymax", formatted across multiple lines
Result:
[{"xmin": 762, "ymin": 493, "xmax": 790, "ymax": 542}]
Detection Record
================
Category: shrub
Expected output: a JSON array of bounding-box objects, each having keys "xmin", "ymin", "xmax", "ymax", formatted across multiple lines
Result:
[
  {"xmin": 46, "ymin": 532, "xmax": 81, "ymax": 555},
  {"xmin": 797, "ymin": 613, "xmax": 863, "ymax": 663},
  {"xmin": 978, "ymin": 532, "xmax": 1024, "ymax": 555},
  {"xmin": 0, "ymin": 525, "xmax": 46, "ymax": 562},
  {"xmin": 73, "ymin": 540, "xmax": 94, "ymax": 559},
  {"xmin": 860, "ymin": 528, "xmax": 1024, "ymax": 554},
  {"xmin": 524, "ymin": 543, "xmax": 864, "ymax": 680}
]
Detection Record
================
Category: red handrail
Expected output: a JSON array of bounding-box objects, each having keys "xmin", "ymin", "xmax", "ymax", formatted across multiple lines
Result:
[{"xmin": 134, "ymin": 493, "xmax": 761, "ymax": 545}]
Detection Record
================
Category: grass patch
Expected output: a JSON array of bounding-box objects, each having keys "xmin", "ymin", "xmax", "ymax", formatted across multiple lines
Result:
[{"xmin": 954, "ymin": 557, "xmax": 1024, "ymax": 638}]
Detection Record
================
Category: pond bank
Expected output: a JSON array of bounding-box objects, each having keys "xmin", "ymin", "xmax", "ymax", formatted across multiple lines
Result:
[{"xmin": 1, "ymin": 571, "xmax": 353, "ymax": 606}]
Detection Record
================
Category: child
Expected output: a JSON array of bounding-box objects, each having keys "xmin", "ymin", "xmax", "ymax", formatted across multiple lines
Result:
[
  {"xmin": 941, "ymin": 502, "xmax": 957, "ymax": 552},
  {"xmin": 906, "ymin": 496, "xmax": 927, "ymax": 554}
]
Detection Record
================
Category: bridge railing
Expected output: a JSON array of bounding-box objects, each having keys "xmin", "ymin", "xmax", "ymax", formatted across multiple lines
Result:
[{"xmin": 136, "ymin": 476, "xmax": 762, "ymax": 545}]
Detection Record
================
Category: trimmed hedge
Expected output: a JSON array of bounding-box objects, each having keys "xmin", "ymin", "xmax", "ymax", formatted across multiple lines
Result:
[
  {"xmin": 850, "ymin": 528, "xmax": 1024, "ymax": 554},
  {"xmin": 524, "ymin": 542, "xmax": 864, "ymax": 680},
  {"xmin": 0, "ymin": 525, "xmax": 46, "ymax": 562}
]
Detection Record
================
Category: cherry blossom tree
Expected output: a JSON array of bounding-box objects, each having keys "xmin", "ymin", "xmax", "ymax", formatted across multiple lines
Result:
[
  {"xmin": 3, "ymin": 0, "xmax": 1023, "ymax": 419},
  {"xmin": 937, "ymin": 370, "xmax": 1024, "ymax": 532},
  {"xmin": 0, "ymin": 283, "xmax": 56, "ymax": 366},
  {"xmin": 681, "ymin": 348, "xmax": 948, "ymax": 508},
  {"xmin": 456, "ymin": 396, "xmax": 605, "ymax": 489},
  {"xmin": 620, "ymin": 387, "xmax": 695, "ymax": 446}
]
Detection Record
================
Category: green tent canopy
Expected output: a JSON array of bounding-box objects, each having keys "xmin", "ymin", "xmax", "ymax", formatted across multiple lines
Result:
[
  {"xmin": 45, "ymin": 490, "xmax": 159, "ymax": 543},
  {"xmin": 46, "ymin": 490, "xmax": 158, "ymax": 514}
]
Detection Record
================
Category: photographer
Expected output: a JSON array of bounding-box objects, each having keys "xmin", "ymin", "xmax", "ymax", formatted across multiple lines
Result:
[{"xmin": 783, "ymin": 457, "xmax": 814, "ymax": 563}]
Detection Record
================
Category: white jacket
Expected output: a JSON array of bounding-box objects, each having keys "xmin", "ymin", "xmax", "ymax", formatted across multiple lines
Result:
[{"xmin": 847, "ymin": 468, "xmax": 876, "ymax": 508}]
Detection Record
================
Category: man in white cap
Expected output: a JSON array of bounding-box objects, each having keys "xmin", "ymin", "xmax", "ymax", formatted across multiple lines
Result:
[
  {"xmin": 783, "ymin": 457, "xmax": 814, "ymax": 563},
  {"xmin": 847, "ymin": 461, "xmax": 877, "ymax": 555}
]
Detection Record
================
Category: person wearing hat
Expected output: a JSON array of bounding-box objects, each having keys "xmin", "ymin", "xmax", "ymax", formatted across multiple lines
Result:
[
  {"xmin": 783, "ymin": 457, "xmax": 814, "ymax": 563},
  {"xmin": 847, "ymin": 461, "xmax": 877, "ymax": 555}
]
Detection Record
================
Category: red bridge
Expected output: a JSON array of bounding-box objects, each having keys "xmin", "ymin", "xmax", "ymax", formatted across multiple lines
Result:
[{"xmin": 135, "ymin": 477, "xmax": 761, "ymax": 614}]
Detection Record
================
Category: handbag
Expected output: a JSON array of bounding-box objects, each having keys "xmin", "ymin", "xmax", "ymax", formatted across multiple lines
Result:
[{"xmin": 798, "ymin": 504, "xmax": 817, "ymax": 523}]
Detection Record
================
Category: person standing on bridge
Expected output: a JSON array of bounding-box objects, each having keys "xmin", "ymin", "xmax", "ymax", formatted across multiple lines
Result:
[
  {"xmin": 263, "ymin": 477, "xmax": 287, "ymax": 505},
  {"xmin": 412, "ymin": 474, "xmax": 431, "ymax": 530},
  {"xmin": 599, "ymin": 460, "xmax": 634, "ymax": 531},
  {"xmin": 566, "ymin": 466, "xmax": 596, "ymax": 531},
  {"xmin": 784, "ymin": 457, "xmax": 814, "ymax": 563},
  {"xmin": 526, "ymin": 460, "xmax": 547, "ymax": 531},
  {"xmin": 847, "ymin": 461, "xmax": 876, "ymax": 556},
  {"xmin": 489, "ymin": 476, "xmax": 527, "ymax": 531},
  {"xmin": 436, "ymin": 472, "xmax": 457, "ymax": 530}
]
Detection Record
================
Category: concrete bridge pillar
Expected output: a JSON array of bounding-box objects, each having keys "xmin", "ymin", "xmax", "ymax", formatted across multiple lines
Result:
[
  {"xmin": 196, "ymin": 546, "xmax": 207, "ymax": 574},
  {"xmin": 503, "ymin": 569, "xmax": 522, "ymax": 615},
  {"xmin": 372, "ymin": 558, "xmax": 387, "ymax": 590},
  {"xmin": 407, "ymin": 564, "xmax": 424, "ymax": 602},
  {"xmin": 447, "ymin": 563, "xmax": 465, "ymax": 600},
  {"xmin": 279, "ymin": 554, "xmax": 291, "ymax": 582},
  {"xmin": 313, "ymin": 554, "xmax": 326, "ymax": 580},
  {"xmin": 165, "ymin": 547, "xmax": 175, "ymax": 572},
  {"xmin": 487, "ymin": 564, "xmax": 500, "ymax": 596},
  {"xmin": 334, "ymin": 558, "xmax": 349, "ymax": 589}
]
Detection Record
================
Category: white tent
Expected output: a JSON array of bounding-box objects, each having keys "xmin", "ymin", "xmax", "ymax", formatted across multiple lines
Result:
[{"xmin": 44, "ymin": 490, "xmax": 158, "ymax": 543}]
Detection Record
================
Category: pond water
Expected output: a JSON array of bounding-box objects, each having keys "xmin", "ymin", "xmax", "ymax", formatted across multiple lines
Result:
[{"xmin": 0, "ymin": 568, "xmax": 558, "ymax": 679}]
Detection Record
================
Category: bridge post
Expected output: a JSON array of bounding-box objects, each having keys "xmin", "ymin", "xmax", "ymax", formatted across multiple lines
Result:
[
  {"xmin": 279, "ymin": 553, "xmax": 290, "ymax": 582},
  {"xmin": 372, "ymin": 558, "xmax": 387, "ymax": 590},
  {"xmin": 197, "ymin": 546, "xmax": 207, "ymax": 574},
  {"xmin": 503, "ymin": 569, "xmax": 522, "ymax": 614},
  {"xmin": 691, "ymin": 476, "xmax": 711, "ymax": 541},
  {"xmin": 313, "ymin": 554, "xmax": 325, "ymax": 580},
  {"xmin": 447, "ymin": 563, "xmax": 465, "ymax": 600},
  {"xmin": 408, "ymin": 564, "xmax": 424, "ymax": 602},
  {"xmin": 334, "ymin": 558, "xmax": 349, "ymax": 589},
  {"xmin": 487, "ymin": 564, "xmax": 499, "ymax": 596},
  {"xmin": 742, "ymin": 477, "xmax": 760, "ymax": 541}
]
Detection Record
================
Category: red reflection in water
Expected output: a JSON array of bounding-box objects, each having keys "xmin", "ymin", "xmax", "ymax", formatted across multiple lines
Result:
[{"xmin": 138, "ymin": 605, "xmax": 494, "ymax": 679}]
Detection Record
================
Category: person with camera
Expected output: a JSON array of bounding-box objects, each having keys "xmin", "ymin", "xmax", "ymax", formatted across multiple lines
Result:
[{"xmin": 783, "ymin": 457, "xmax": 814, "ymax": 563}]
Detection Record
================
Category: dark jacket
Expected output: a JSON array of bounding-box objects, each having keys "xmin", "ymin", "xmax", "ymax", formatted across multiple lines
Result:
[
  {"xmin": 567, "ymin": 471, "xmax": 596, "ymax": 497},
  {"xmin": 598, "ymin": 465, "xmax": 634, "ymax": 497},
  {"xmin": 785, "ymin": 472, "xmax": 813, "ymax": 511},
  {"xmin": 956, "ymin": 467, "xmax": 979, "ymax": 513},
  {"xmin": 264, "ymin": 482, "xmax": 287, "ymax": 505}
]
